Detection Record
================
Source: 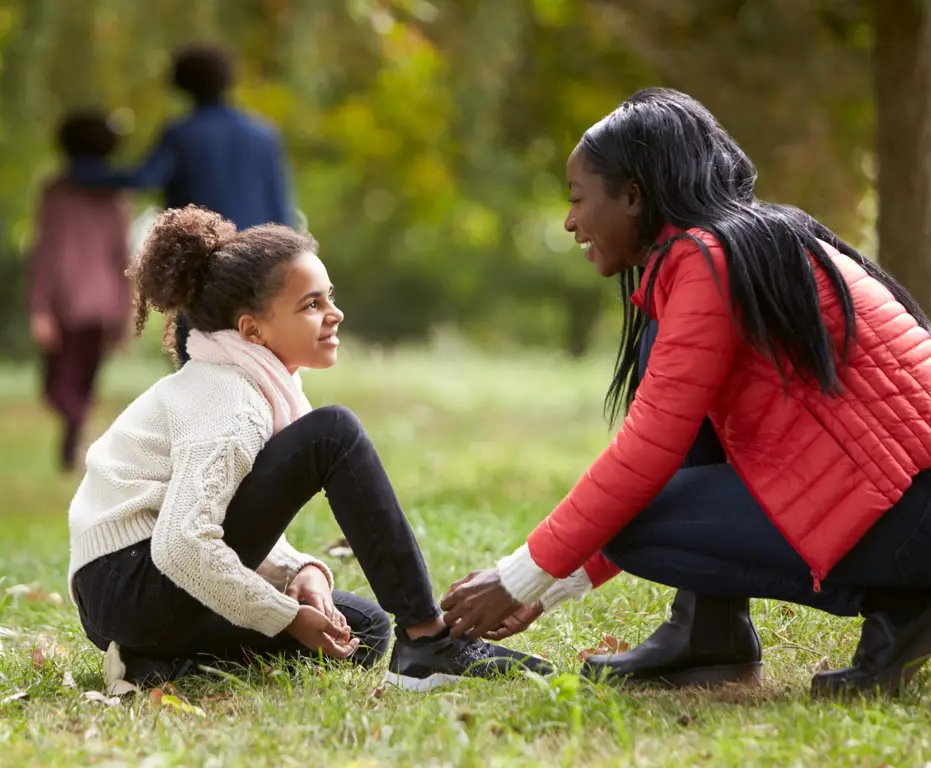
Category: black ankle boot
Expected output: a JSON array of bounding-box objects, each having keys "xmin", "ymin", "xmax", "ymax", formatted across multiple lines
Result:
[
  {"xmin": 811, "ymin": 595, "xmax": 931, "ymax": 698},
  {"xmin": 580, "ymin": 591, "xmax": 763, "ymax": 688}
]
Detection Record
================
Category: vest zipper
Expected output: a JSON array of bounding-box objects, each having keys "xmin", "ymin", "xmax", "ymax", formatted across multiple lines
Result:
[{"xmin": 811, "ymin": 570, "xmax": 822, "ymax": 593}]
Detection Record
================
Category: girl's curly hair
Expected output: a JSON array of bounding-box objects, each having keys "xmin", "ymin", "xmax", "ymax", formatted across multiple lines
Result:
[{"xmin": 128, "ymin": 205, "xmax": 316, "ymax": 362}]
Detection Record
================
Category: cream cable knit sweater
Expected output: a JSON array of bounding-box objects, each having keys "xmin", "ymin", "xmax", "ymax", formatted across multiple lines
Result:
[{"xmin": 67, "ymin": 361, "xmax": 332, "ymax": 638}]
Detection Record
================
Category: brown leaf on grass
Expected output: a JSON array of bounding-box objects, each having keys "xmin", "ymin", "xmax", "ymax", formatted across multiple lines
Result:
[
  {"xmin": 577, "ymin": 633, "xmax": 631, "ymax": 662},
  {"xmin": 324, "ymin": 537, "xmax": 355, "ymax": 559},
  {"xmin": 457, "ymin": 711, "xmax": 476, "ymax": 726},
  {"xmin": 678, "ymin": 715, "xmax": 696, "ymax": 726},
  {"xmin": 32, "ymin": 648, "xmax": 46, "ymax": 669},
  {"xmin": 150, "ymin": 688, "xmax": 164, "ymax": 706},
  {"xmin": 812, "ymin": 657, "xmax": 831, "ymax": 674},
  {"xmin": 372, "ymin": 686, "xmax": 386, "ymax": 699},
  {"xmin": 200, "ymin": 691, "xmax": 235, "ymax": 704},
  {"xmin": 0, "ymin": 691, "xmax": 29, "ymax": 705}
]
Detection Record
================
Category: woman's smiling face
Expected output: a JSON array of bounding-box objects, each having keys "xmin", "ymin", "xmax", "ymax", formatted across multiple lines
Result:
[{"xmin": 564, "ymin": 147, "xmax": 644, "ymax": 277}]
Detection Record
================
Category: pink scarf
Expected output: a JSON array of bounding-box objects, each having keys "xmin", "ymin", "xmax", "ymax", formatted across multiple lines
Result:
[{"xmin": 186, "ymin": 329, "xmax": 311, "ymax": 434}]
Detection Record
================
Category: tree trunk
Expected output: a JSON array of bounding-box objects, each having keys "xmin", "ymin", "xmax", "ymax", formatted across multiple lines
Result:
[{"xmin": 874, "ymin": 0, "xmax": 931, "ymax": 310}]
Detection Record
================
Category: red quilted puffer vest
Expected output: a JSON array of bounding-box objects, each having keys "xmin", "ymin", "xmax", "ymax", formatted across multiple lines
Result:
[{"xmin": 528, "ymin": 225, "xmax": 931, "ymax": 590}]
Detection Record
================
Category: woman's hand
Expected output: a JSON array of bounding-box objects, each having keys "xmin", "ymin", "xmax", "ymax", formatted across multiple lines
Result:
[
  {"xmin": 440, "ymin": 568, "xmax": 522, "ymax": 641},
  {"xmin": 286, "ymin": 564, "xmax": 348, "ymax": 635},
  {"xmin": 482, "ymin": 601, "xmax": 544, "ymax": 641},
  {"xmin": 285, "ymin": 605, "xmax": 359, "ymax": 659}
]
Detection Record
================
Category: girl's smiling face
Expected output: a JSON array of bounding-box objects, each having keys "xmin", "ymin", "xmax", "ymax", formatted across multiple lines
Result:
[{"xmin": 238, "ymin": 251, "xmax": 344, "ymax": 373}]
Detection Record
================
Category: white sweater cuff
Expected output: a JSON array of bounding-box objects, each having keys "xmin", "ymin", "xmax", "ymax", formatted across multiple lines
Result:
[
  {"xmin": 253, "ymin": 591, "xmax": 301, "ymax": 637},
  {"xmin": 293, "ymin": 557, "xmax": 334, "ymax": 591},
  {"xmin": 496, "ymin": 544, "xmax": 555, "ymax": 605},
  {"xmin": 539, "ymin": 567, "xmax": 593, "ymax": 611}
]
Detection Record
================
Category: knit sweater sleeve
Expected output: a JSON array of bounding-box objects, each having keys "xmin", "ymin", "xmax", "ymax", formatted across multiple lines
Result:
[
  {"xmin": 150, "ymin": 402, "xmax": 300, "ymax": 638},
  {"xmin": 256, "ymin": 536, "xmax": 334, "ymax": 592}
]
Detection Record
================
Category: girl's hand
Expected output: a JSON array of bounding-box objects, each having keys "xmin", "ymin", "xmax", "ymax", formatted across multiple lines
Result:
[
  {"xmin": 286, "ymin": 564, "xmax": 348, "ymax": 634},
  {"xmin": 285, "ymin": 605, "xmax": 358, "ymax": 658}
]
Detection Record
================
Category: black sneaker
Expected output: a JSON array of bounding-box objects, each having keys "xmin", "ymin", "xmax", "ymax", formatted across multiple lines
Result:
[{"xmin": 382, "ymin": 628, "xmax": 553, "ymax": 691}]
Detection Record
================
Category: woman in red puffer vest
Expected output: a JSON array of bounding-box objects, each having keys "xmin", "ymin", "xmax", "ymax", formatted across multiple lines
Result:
[{"xmin": 441, "ymin": 88, "xmax": 931, "ymax": 698}]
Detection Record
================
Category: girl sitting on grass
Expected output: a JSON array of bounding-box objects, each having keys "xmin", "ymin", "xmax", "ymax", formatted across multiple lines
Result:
[{"xmin": 67, "ymin": 205, "xmax": 550, "ymax": 691}]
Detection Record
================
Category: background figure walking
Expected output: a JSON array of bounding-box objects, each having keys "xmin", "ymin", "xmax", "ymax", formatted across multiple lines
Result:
[
  {"xmin": 70, "ymin": 43, "xmax": 296, "ymax": 364},
  {"xmin": 29, "ymin": 110, "xmax": 132, "ymax": 472}
]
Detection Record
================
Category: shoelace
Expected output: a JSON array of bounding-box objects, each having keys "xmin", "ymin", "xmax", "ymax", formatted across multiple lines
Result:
[{"xmin": 448, "ymin": 637, "xmax": 494, "ymax": 666}]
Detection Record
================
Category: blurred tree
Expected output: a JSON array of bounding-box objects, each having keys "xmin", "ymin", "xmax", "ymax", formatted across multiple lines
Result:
[
  {"xmin": 0, "ymin": 0, "xmax": 922, "ymax": 359},
  {"xmin": 872, "ymin": 0, "xmax": 931, "ymax": 310}
]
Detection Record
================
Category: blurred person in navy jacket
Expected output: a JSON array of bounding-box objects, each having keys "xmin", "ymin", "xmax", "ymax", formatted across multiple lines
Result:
[{"xmin": 71, "ymin": 43, "xmax": 296, "ymax": 364}]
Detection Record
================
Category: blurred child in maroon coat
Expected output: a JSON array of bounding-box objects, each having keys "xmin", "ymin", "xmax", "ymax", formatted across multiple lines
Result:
[{"xmin": 29, "ymin": 110, "xmax": 132, "ymax": 471}]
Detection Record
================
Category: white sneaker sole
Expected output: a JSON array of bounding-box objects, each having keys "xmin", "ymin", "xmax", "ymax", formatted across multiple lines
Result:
[{"xmin": 382, "ymin": 670, "xmax": 466, "ymax": 691}]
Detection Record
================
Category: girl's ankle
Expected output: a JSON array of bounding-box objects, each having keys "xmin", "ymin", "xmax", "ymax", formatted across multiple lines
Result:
[{"xmin": 404, "ymin": 617, "xmax": 447, "ymax": 641}]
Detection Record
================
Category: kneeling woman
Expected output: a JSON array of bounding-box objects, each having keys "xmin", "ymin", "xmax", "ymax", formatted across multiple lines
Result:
[
  {"xmin": 442, "ymin": 88, "xmax": 931, "ymax": 697},
  {"xmin": 68, "ymin": 206, "xmax": 549, "ymax": 692}
]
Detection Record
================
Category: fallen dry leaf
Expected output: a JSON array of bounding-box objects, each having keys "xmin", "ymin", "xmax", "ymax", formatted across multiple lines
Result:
[
  {"xmin": 150, "ymin": 688, "xmax": 164, "ymax": 706},
  {"xmin": 324, "ymin": 537, "xmax": 355, "ymax": 559},
  {"xmin": 812, "ymin": 657, "xmax": 831, "ymax": 674},
  {"xmin": 372, "ymin": 686, "xmax": 386, "ymax": 699},
  {"xmin": 107, "ymin": 679, "xmax": 138, "ymax": 696},
  {"xmin": 200, "ymin": 693, "xmax": 234, "ymax": 704},
  {"xmin": 82, "ymin": 690, "xmax": 121, "ymax": 707},
  {"xmin": 159, "ymin": 694, "xmax": 205, "ymax": 716},
  {"xmin": 32, "ymin": 648, "xmax": 46, "ymax": 670},
  {"xmin": 678, "ymin": 715, "xmax": 696, "ymax": 726},
  {"xmin": 577, "ymin": 633, "xmax": 631, "ymax": 662},
  {"xmin": 0, "ymin": 691, "xmax": 29, "ymax": 705}
]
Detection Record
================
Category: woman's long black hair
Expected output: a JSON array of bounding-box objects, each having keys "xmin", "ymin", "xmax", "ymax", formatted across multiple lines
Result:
[{"xmin": 581, "ymin": 88, "xmax": 931, "ymax": 425}]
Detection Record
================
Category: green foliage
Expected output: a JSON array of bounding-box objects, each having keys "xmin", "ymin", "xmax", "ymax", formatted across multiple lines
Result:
[{"xmin": 0, "ymin": 0, "xmax": 877, "ymax": 359}]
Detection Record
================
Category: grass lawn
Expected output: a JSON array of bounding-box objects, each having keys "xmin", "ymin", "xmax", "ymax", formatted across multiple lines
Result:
[{"xmin": 1, "ymin": 342, "xmax": 930, "ymax": 767}]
